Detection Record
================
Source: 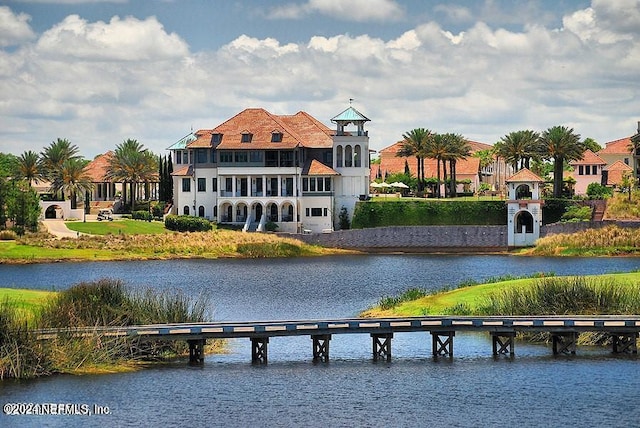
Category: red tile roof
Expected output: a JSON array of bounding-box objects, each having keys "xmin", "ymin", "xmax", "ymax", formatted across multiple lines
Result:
[
  {"xmin": 83, "ymin": 151, "xmax": 114, "ymax": 182},
  {"xmin": 171, "ymin": 165, "xmax": 193, "ymax": 176},
  {"xmin": 570, "ymin": 149, "xmax": 607, "ymax": 166},
  {"xmin": 378, "ymin": 141, "xmax": 482, "ymax": 178},
  {"xmin": 302, "ymin": 159, "xmax": 339, "ymax": 176},
  {"xmin": 603, "ymin": 160, "xmax": 633, "ymax": 186},
  {"xmin": 598, "ymin": 137, "xmax": 632, "ymax": 155},
  {"xmin": 506, "ymin": 168, "xmax": 545, "ymax": 183},
  {"xmin": 189, "ymin": 108, "xmax": 334, "ymax": 151}
]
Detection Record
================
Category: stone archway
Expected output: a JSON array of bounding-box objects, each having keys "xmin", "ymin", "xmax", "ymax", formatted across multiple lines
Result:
[
  {"xmin": 514, "ymin": 210, "xmax": 534, "ymax": 234},
  {"xmin": 45, "ymin": 205, "xmax": 63, "ymax": 219}
]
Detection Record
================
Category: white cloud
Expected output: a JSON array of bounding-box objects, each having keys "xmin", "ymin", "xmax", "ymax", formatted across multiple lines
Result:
[
  {"xmin": 1, "ymin": 1, "xmax": 640, "ymax": 159},
  {"xmin": 268, "ymin": 0, "xmax": 404, "ymax": 22},
  {"xmin": 36, "ymin": 14, "xmax": 189, "ymax": 61},
  {"xmin": 0, "ymin": 6, "xmax": 36, "ymax": 47}
]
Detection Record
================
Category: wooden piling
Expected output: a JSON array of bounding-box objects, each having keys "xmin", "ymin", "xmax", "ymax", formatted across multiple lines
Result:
[
  {"xmin": 372, "ymin": 333, "xmax": 393, "ymax": 361},
  {"xmin": 431, "ymin": 331, "xmax": 455, "ymax": 357},
  {"xmin": 312, "ymin": 334, "xmax": 331, "ymax": 362}
]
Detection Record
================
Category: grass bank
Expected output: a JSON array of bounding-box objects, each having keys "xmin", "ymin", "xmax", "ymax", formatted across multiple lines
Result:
[
  {"xmin": 526, "ymin": 225, "xmax": 640, "ymax": 256},
  {"xmin": 64, "ymin": 219, "xmax": 168, "ymax": 235},
  {"xmin": 0, "ymin": 228, "xmax": 352, "ymax": 263},
  {"xmin": 0, "ymin": 279, "xmax": 221, "ymax": 380},
  {"xmin": 361, "ymin": 272, "xmax": 640, "ymax": 317}
]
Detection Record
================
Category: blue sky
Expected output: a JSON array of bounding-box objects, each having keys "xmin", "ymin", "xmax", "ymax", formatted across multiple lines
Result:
[{"xmin": 1, "ymin": 0, "xmax": 638, "ymax": 158}]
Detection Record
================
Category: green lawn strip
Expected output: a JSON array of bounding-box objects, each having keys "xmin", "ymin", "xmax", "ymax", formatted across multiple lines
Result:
[
  {"xmin": 0, "ymin": 241, "xmax": 136, "ymax": 262},
  {"xmin": 64, "ymin": 219, "xmax": 168, "ymax": 235},
  {"xmin": 371, "ymin": 272, "xmax": 640, "ymax": 317},
  {"xmin": 0, "ymin": 287, "xmax": 57, "ymax": 322}
]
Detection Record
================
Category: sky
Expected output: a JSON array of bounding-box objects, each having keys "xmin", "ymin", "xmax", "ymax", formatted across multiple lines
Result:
[{"xmin": 1, "ymin": 0, "xmax": 639, "ymax": 159}]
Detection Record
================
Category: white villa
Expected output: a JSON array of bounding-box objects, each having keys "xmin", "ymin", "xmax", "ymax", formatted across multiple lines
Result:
[{"xmin": 168, "ymin": 106, "xmax": 371, "ymax": 233}]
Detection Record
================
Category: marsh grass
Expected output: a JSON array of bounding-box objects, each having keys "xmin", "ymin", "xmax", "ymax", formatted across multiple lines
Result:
[
  {"xmin": 1, "ymin": 279, "xmax": 214, "ymax": 379},
  {"xmin": 531, "ymin": 225, "xmax": 640, "ymax": 256},
  {"xmin": 479, "ymin": 276, "xmax": 640, "ymax": 315},
  {"xmin": 604, "ymin": 191, "xmax": 640, "ymax": 219}
]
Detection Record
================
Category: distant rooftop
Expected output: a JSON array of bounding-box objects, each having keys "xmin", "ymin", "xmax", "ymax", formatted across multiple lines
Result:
[{"xmin": 331, "ymin": 106, "xmax": 370, "ymax": 123}]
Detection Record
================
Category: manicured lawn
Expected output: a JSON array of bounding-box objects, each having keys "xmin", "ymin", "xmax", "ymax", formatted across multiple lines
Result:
[
  {"xmin": 65, "ymin": 219, "xmax": 168, "ymax": 235},
  {"xmin": 0, "ymin": 287, "xmax": 57, "ymax": 322}
]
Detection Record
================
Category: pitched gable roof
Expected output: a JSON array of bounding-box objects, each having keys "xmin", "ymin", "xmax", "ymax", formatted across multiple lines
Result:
[
  {"xmin": 506, "ymin": 168, "xmax": 545, "ymax": 183},
  {"xmin": 570, "ymin": 149, "xmax": 607, "ymax": 166},
  {"xmin": 603, "ymin": 160, "xmax": 633, "ymax": 186}
]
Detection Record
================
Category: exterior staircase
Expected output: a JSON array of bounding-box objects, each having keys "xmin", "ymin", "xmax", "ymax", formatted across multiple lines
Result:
[{"xmin": 591, "ymin": 200, "xmax": 606, "ymax": 221}]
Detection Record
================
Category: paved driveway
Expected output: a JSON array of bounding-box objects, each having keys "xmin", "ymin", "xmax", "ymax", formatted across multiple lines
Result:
[{"xmin": 43, "ymin": 219, "xmax": 80, "ymax": 239}]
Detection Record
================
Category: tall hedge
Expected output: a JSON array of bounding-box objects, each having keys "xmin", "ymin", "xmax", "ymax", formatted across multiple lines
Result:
[
  {"xmin": 351, "ymin": 199, "xmax": 577, "ymax": 229},
  {"xmin": 164, "ymin": 215, "xmax": 213, "ymax": 232}
]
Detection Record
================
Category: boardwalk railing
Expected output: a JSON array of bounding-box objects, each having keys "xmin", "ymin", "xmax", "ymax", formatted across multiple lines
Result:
[{"xmin": 36, "ymin": 316, "xmax": 640, "ymax": 364}]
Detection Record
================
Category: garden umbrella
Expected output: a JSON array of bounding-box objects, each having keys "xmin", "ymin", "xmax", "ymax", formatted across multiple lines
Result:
[{"xmin": 390, "ymin": 182, "xmax": 409, "ymax": 189}]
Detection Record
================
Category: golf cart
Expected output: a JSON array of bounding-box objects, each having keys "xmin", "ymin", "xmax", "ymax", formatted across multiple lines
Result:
[{"xmin": 97, "ymin": 209, "xmax": 113, "ymax": 221}]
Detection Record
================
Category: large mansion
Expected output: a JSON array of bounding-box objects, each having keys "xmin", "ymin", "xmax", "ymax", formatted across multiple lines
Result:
[{"xmin": 168, "ymin": 107, "xmax": 371, "ymax": 233}]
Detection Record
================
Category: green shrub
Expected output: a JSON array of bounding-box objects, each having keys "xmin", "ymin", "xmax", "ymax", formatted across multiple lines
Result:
[
  {"xmin": 132, "ymin": 210, "xmax": 153, "ymax": 221},
  {"xmin": 265, "ymin": 221, "xmax": 279, "ymax": 232},
  {"xmin": 164, "ymin": 214, "xmax": 213, "ymax": 232},
  {"xmin": 561, "ymin": 205, "xmax": 592, "ymax": 222},
  {"xmin": 586, "ymin": 182, "xmax": 613, "ymax": 199}
]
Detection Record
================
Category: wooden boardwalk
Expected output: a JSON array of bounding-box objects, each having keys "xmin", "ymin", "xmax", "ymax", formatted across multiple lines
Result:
[{"xmin": 37, "ymin": 315, "xmax": 640, "ymax": 364}]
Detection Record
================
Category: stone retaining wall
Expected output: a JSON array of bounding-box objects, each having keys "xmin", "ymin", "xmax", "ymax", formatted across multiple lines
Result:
[{"xmin": 294, "ymin": 221, "xmax": 640, "ymax": 252}]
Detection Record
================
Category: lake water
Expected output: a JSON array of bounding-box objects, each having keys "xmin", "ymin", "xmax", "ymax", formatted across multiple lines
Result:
[{"xmin": 1, "ymin": 255, "xmax": 639, "ymax": 427}]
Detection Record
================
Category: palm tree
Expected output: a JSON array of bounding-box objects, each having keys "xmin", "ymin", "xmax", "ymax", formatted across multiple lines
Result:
[
  {"xmin": 426, "ymin": 133, "xmax": 452, "ymax": 198},
  {"xmin": 539, "ymin": 126, "xmax": 584, "ymax": 198},
  {"xmin": 17, "ymin": 151, "xmax": 43, "ymax": 187},
  {"xmin": 441, "ymin": 134, "xmax": 471, "ymax": 198},
  {"xmin": 397, "ymin": 128, "xmax": 432, "ymax": 193},
  {"xmin": 473, "ymin": 148, "xmax": 495, "ymax": 184},
  {"xmin": 106, "ymin": 139, "xmax": 158, "ymax": 212},
  {"xmin": 494, "ymin": 130, "xmax": 540, "ymax": 172},
  {"xmin": 40, "ymin": 138, "xmax": 81, "ymax": 199},
  {"xmin": 50, "ymin": 158, "xmax": 92, "ymax": 209}
]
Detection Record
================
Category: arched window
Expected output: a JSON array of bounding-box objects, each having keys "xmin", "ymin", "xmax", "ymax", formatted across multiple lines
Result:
[
  {"xmin": 281, "ymin": 203, "xmax": 294, "ymax": 222},
  {"xmin": 354, "ymin": 145, "xmax": 362, "ymax": 167},
  {"xmin": 515, "ymin": 184, "xmax": 532, "ymax": 199},
  {"xmin": 345, "ymin": 145, "xmax": 353, "ymax": 167},
  {"xmin": 198, "ymin": 206, "xmax": 205, "ymax": 217},
  {"xmin": 336, "ymin": 145, "xmax": 343, "ymax": 168},
  {"xmin": 183, "ymin": 206, "xmax": 190, "ymax": 215},
  {"xmin": 515, "ymin": 211, "xmax": 534, "ymax": 234}
]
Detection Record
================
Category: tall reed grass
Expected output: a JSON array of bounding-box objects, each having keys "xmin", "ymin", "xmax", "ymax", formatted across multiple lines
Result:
[
  {"xmin": 533, "ymin": 225, "xmax": 640, "ymax": 255},
  {"xmin": 480, "ymin": 276, "xmax": 640, "ymax": 315},
  {"xmin": 1, "ymin": 279, "xmax": 213, "ymax": 379}
]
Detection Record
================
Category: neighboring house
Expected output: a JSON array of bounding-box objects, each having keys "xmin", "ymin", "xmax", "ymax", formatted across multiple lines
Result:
[
  {"xmin": 603, "ymin": 160, "xmax": 633, "ymax": 188},
  {"xmin": 84, "ymin": 151, "xmax": 120, "ymax": 202},
  {"xmin": 83, "ymin": 151, "xmax": 158, "ymax": 211},
  {"xmin": 569, "ymin": 149, "xmax": 607, "ymax": 195},
  {"xmin": 597, "ymin": 137, "xmax": 633, "ymax": 171},
  {"xmin": 167, "ymin": 107, "xmax": 371, "ymax": 233},
  {"xmin": 377, "ymin": 140, "xmax": 510, "ymax": 194}
]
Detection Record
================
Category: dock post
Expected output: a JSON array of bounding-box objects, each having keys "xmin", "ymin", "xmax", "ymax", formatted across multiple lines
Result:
[
  {"xmin": 552, "ymin": 332, "xmax": 578, "ymax": 355},
  {"xmin": 371, "ymin": 333, "xmax": 393, "ymax": 362},
  {"xmin": 312, "ymin": 334, "xmax": 331, "ymax": 362},
  {"xmin": 251, "ymin": 337, "xmax": 269, "ymax": 364},
  {"xmin": 611, "ymin": 332, "xmax": 638, "ymax": 354},
  {"xmin": 188, "ymin": 339, "xmax": 206, "ymax": 365},
  {"xmin": 431, "ymin": 331, "xmax": 455, "ymax": 357},
  {"xmin": 491, "ymin": 331, "xmax": 515, "ymax": 356}
]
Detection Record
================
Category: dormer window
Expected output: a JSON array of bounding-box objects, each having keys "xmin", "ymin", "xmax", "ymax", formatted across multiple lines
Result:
[
  {"xmin": 241, "ymin": 132, "xmax": 253, "ymax": 143},
  {"xmin": 271, "ymin": 132, "xmax": 283, "ymax": 143},
  {"xmin": 211, "ymin": 133, "xmax": 223, "ymax": 145}
]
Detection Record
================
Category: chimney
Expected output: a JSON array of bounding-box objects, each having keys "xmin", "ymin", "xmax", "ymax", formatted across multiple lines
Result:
[{"xmin": 637, "ymin": 121, "xmax": 640, "ymax": 133}]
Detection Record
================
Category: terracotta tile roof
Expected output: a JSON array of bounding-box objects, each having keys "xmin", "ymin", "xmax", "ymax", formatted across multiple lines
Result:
[
  {"xmin": 467, "ymin": 140, "xmax": 493, "ymax": 152},
  {"xmin": 378, "ymin": 141, "xmax": 482, "ymax": 178},
  {"xmin": 302, "ymin": 159, "xmax": 340, "ymax": 176},
  {"xmin": 171, "ymin": 165, "xmax": 193, "ymax": 176},
  {"xmin": 603, "ymin": 160, "xmax": 633, "ymax": 186},
  {"xmin": 83, "ymin": 151, "xmax": 114, "ymax": 182},
  {"xmin": 570, "ymin": 149, "xmax": 607, "ymax": 166},
  {"xmin": 598, "ymin": 137, "xmax": 632, "ymax": 155},
  {"xmin": 506, "ymin": 168, "xmax": 545, "ymax": 183},
  {"xmin": 190, "ymin": 108, "xmax": 335, "ymax": 151}
]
